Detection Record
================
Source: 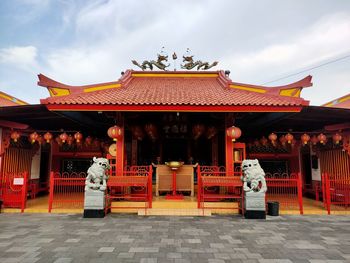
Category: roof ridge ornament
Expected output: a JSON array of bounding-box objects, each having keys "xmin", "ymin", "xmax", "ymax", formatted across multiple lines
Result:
[
  {"xmin": 132, "ymin": 47, "xmax": 170, "ymax": 71},
  {"xmin": 181, "ymin": 48, "xmax": 218, "ymax": 70},
  {"xmin": 131, "ymin": 48, "xmax": 218, "ymax": 71}
]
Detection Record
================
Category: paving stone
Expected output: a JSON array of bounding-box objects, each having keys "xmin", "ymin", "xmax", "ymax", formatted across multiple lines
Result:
[
  {"xmin": 97, "ymin": 247, "xmax": 114, "ymax": 252},
  {"xmin": 0, "ymin": 214, "xmax": 349, "ymax": 263}
]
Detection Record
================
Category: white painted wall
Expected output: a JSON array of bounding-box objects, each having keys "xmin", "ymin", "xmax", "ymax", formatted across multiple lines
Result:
[{"xmin": 30, "ymin": 146, "xmax": 41, "ymax": 179}]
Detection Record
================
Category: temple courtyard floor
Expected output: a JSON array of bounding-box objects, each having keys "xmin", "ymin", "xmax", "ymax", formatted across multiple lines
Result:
[{"xmin": 0, "ymin": 214, "xmax": 349, "ymax": 263}]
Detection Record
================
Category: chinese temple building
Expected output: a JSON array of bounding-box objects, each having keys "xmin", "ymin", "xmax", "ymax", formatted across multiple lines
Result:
[{"xmin": 0, "ymin": 67, "xmax": 349, "ymax": 215}]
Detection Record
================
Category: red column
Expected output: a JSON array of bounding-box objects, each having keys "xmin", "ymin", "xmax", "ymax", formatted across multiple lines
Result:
[
  {"xmin": 297, "ymin": 172, "xmax": 304, "ymax": 215},
  {"xmin": 48, "ymin": 171, "xmax": 54, "ymax": 213},
  {"xmin": 116, "ymin": 126, "xmax": 124, "ymax": 176}
]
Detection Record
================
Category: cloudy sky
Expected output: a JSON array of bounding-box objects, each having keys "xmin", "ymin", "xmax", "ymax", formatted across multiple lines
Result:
[{"xmin": 0, "ymin": 0, "xmax": 349, "ymax": 105}]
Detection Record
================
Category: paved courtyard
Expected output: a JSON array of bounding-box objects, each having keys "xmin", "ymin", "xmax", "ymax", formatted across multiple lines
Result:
[{"xmin": 0, "ymin": 214, "xmax": 349, "ymax": 263}]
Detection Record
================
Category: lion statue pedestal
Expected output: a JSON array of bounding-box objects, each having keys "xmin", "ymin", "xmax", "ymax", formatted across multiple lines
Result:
[
  {"xmin": 83, "ymin": 157, "xmax": 110, "ymax": 218},
  {"xmin": 241, "ymin": 159, "xmax": 267, "ymax": 219}
]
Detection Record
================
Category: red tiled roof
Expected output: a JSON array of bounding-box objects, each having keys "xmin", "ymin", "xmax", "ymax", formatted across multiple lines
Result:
[
  {"xmin": 0, "ymin": 91, "xmax": 28, "ymax": 107},
  {"xmin": 40, "ymin": 71, "xmax": 310, "ymax": 108},
  {"xmin": 323, "ymin": 93, "xmax": 350, "ymax": 109}
]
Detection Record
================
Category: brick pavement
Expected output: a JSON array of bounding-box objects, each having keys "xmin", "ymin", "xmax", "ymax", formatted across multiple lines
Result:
[{"xmin": 0, "ymin": 214, "xmax": 349, "ymax": 263}]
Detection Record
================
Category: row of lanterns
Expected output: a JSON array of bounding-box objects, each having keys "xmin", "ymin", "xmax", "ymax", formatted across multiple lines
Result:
[
  {"xmin": 266, "ymin": 132, "xmax": 343, "ymax": 146},
  {"xmin": 11, "ymin": 131, "xmax": 85, "ymax": 145}
]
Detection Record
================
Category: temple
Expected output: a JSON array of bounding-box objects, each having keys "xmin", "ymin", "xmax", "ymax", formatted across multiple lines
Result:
[{"xmin": 0, "ymin": 69, "xmax": 349, "ymax": 215}]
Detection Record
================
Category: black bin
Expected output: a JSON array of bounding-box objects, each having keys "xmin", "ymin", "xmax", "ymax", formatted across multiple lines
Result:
[{"xmin": 267, "ymin": 201, "xmax": 279, "ymax": 216}]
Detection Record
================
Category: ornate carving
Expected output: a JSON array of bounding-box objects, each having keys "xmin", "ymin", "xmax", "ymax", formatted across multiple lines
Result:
[
  {"xmin": 85, "ymin": 157, "xmax": 110, "ymax": 192},
  {"xmin": 132, "ymin": 53, "xmax": 170, "ymax": 71},
  {"xmin": 241, "ymin": 159, "xmax": 267, "ymax": 193},
  {"xmin": 181, "ymin": 54, "xmax": 218, "ymax": 70}
]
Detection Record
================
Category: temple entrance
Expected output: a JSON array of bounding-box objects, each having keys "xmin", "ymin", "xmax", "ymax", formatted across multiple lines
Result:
[{"xmin": 163, "ymin": 138, "xmax": 187, "ymax": 162}]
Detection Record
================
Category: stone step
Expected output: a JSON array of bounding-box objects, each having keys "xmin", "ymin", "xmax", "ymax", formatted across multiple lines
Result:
[{"xmin": 138, "ymin": 208, "xmax": 211, "ymax": 216}]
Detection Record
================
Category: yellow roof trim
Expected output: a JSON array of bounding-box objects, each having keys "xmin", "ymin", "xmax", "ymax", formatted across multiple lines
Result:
[
  {"xmin": 279, "ymin": 88, "xmax": 301, "ymax": 97},
  {"xmin": 229, "ymin": 85, "xmax": 266, "ymax": 93},
  {"xmin": 132, "ymin": 73, "xmax": 218, "ymax": 78},
  {"xmin": 49, "ymin": 87, "xmax": 70, "ymax": 97},
  {"xmin": 84, "ymin": 84, "xmax": 121, "ymax": 93},
  {"xmin": 339, "ymin": 95, "xmax": 350, "ymax": 103},
  {"xmin": 0, "ymin": 93, "xmax": 27, "ymax": 105}
]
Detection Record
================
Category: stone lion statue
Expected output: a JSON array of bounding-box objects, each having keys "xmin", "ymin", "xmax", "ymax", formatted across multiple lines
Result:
[
  {"xmin": 85, "ymin": 157, "xmax": 110, "ymax": 192},
  {"xmin": 241, "ymin": 159, "xmax": 267, "ymax": 193}
]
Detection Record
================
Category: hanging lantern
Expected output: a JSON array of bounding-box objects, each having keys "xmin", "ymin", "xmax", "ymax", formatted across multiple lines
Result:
[
  {"xmin": 10, "ymin": 131, "xmax": 21, "ymax": 142},
  {"xmin": 93, "ymin": 139, "xmax": 100, "ymax": 148},
  {"xmin": 107, "ymin": 125, "xmax": 123, "ymax": 141},
  {"xmin": 192, "ymin": 124, "xmax": 205, "ymax": 140},
  {"xmin": 67, "ymin": 135, "xmax": 74, "ymax": 146},
  {"xmin": 332, "ymin": 133, "xmax": 342, "ymax": 144},
  {"xmin": 285, "ymin": 133, "xmax": 294, "ymax": 144},
  {"xmin": 260, "ymin": 136, "xmax": 268, "ymax": 146},
  {"xmin": 268, "ymin": 133, "xmax": 277, "ymax": 146},
  {"xmin": 131, "ymin": 126, "xmax": 144, "ymax": 141},
  {"xmin": 301, "ymin": 133, "xmax": 310, "ymax": 145},
  {"xmin": 317, "ymin": 133, "xmax": 327, "ymax": 145},
  {"xmin": 226, "ymin": 126, "xmax": 242, "ymax": 142},
  {"xmin": 55, "ymin": 136, "xmax": 62, "ymax": 146},
  {"xmin": 43, "ymin": 132, "xmax": 53, "ymax": 143},
  {"xmin": 37, "ymin": 135, "xmax": 43, "ymax": 145},
  {"xmin": 29, "ymin": 132, "xmax": 39, "ymax": 144},
  {"xmin": 311, "ymin": 135, "xmax": 318, "ymax": 145},
  {"xmin": 279, "ymin": 135, "xmax": 286, "ymax": 146},
  {"xmin": 59, "ymin": 132, "xmax": 68, "ymax": 143},
  {"xmin": 74, "ymin": 132, "xmax": 83, "ymax": 143},
  {"xmin": 85, "ymin": 136, "xmax": 93, "ymax": 145},
  {"xmin": 144, "ymin": 124, "xmax": 157, "ymax": 140},
  {"xmin": 206, "ymin": 126, "xmax": 217, "ymax": 139}
]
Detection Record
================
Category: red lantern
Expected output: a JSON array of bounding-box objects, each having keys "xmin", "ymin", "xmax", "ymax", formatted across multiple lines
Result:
[
  {"xmin": 279, "ymin": 135, "xmax": 286, "ymax": 146},
  {"xmin": 145, "ymin": 124, "xmax": 157, "ymax": 140},
  {"xmin": 226, "ymin": 126, "xmax": 242, "ymax": 142},
  {"xmin": 192, "ymin": 124, "xmax": 205, "ymax": 140},
  {"xmin": 29, "ymin": 132, "xmax": 39, "ymax": 144},
  {"xmin": 268, "ymin": 133, "xmax": 277, "ymax": 145},
  {"xmin": 206, "ymin": 126, "xmax": 217, "ymax": 139},
  {"xmin": 10, "ymin": 131, "xmax": 20, "ymax": 142},
  {"xmin": 285, "ymin": 133, "xmax": 294, "ymax": 144},
  {"xmin": 131, "ymin": 126, "xmax": 144, "ymax": 141},
  {"xmin": 260, "ymin": 136, "xmax": 268, "ymax": 146},
  {"xmin": 317, "ymin": 133, "xmax": 327, "ymax": 145},
  {"xmin": 311, "ymin": 135, "xmax": 318, "ymax": 145},
  {"xmin": 43, "ymin": 132, "xmax": 53, "ymax": 143},
  {"xmin": 74, "ymin": 132, "xmax": 83, "ymax": 143},
  {"xmin": 59, "ymin": 132, "xmax": 68, "ymax": 143},
  {"xmin": 107, "ymin": 125, "xmax": 123, "ymax": 141},
  {"xmin": 301, "ymin": 133, "xmax": 310, "ymax": 145},
  {"xmin": 37, "ymin": 135, "xmax": 43, "ymax": 145},
  {"xmin": 85, "ymin": 136, "xmax": 93, "ymax": 145},
  {"xmin": 67, "ymin": 135, "xmax": 74, "ymax": 146},
  {"xmin": 332, "ymin": 133, "xmax": 342, "ymax": 144}
]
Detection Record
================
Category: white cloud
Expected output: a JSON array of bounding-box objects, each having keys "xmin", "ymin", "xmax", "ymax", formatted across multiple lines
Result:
[{"xmin": 0, "ymin": 46, "xmax": 39, "ymax": 71}]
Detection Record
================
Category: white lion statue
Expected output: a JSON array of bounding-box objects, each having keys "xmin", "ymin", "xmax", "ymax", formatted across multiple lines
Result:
[
  {"xmin": 241, "ymin": 159, "xmax": 267, "ymax": 193},
  {"xmin": 85, "ymin": 157, "xmax": 110, "ymax": 192}
]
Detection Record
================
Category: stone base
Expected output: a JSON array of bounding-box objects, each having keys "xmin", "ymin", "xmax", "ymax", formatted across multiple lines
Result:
[
  {"xmin": 244, "ymin": 210, "xmax": 266, "ymax": 219},
  {"xmin": 84, "ymin": 190, "xmax": 105, "ymax": 210},
  {"xmin": 83, "ymin": 209, "xmax": 105, "ymax": 218}
]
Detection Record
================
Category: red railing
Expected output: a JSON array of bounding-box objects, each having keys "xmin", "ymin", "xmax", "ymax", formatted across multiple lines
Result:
[
  {"xmin": 48, "ymin": 172, "xmax": 86, "ymax": 212},
  {"xmin": 1, "ymin": 171, "xmax": 28, "ymax": 212},
  {"xmin": 322, "ymin": 173, "xmax": 350, "ymax": 215},
  {"xmin": 265, "ymin": 172, "xmax": 303, "ymax": 214},
  {"xmin": 106, "ymin": 165, "xmax": 153, "ymax": 214},
  {"xmin": 197, "ymin": 165, "xmax": 243, "ymax": 214}
]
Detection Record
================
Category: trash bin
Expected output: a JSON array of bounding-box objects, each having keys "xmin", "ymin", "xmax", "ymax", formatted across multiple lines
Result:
[
  {"xmin": 0, "ymin": 200, "xmax": 2, "ymax": 213},
  {"xmin": 267, "ymin": 201, "xmax": 279, "ymax": 216}
]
